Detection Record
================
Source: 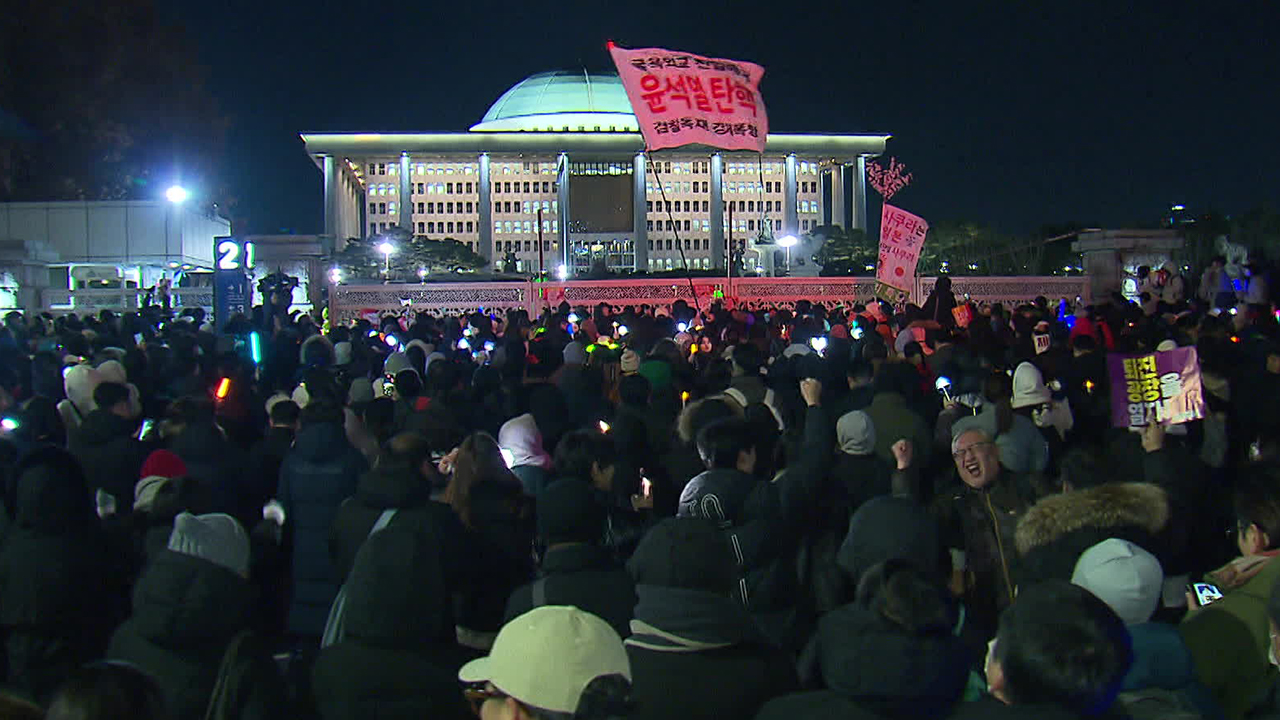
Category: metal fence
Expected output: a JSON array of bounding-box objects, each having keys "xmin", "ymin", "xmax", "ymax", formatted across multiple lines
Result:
[{"xmin": 329, "ymin": 275, "xmax": 1091, "ymax": 323}]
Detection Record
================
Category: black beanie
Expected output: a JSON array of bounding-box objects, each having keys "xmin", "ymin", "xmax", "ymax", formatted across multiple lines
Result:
[{"xmin": 537, "ymin": 479, "xmax": 605, "ymax": 545}]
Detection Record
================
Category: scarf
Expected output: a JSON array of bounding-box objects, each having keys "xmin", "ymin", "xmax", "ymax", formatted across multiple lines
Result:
[
  {"xmin": 1209, "ymin": 549, "xmax": 1280, "ymax": 591},
  {"xmin": 624, "ymin": 585, "xmax": 764, "ymax": 653}
]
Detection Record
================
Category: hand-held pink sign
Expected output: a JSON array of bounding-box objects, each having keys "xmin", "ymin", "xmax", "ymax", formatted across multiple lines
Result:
[
  {"xmin": 876, "ymin": 204, "xmax": 929, "ymax": 293},
  {"xmin": 609, "ymin": 44, "xmax": 769, "ymax": 153}
]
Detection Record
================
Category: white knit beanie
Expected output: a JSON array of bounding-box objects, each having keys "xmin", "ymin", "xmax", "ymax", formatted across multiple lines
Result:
[{"xmin": 167, "ymin": 512, "xmax": 250, "ymax": 578}]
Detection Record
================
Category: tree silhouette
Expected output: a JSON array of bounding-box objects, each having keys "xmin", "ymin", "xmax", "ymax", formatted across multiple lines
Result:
[
  {"xmin": 333, "ymin": 229, "xmax": 487, "ymax": 281},
  {"xmin": 0, "ymin": 0, "xmax": 227, "ymax": 204}
]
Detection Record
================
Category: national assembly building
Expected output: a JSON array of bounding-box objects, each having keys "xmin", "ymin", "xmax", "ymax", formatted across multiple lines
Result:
[{"xmin": 302, "ymin": 70, "xmax": 889, "ymax": 276}]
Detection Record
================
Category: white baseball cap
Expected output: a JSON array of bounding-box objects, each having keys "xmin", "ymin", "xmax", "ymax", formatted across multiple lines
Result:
[{"xmin": 458, "ymin": 606, "xmax": 630, "ymax": 714}]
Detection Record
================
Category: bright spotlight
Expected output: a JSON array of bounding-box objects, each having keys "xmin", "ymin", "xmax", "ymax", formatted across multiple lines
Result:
[
  {"xmin": 379, "ymin": 242, "xmax": 394, "ymax": 255},
  {"xmin": 778, "ymin": 235, "xmax": 798, "ymax": 248},
  {"xmin": 165, "ymin": 185, "xmax": 190, "ymax": 203},
  {"xmin": 556, "ymin": 264, "xmax": 569, "ymax": 281}
]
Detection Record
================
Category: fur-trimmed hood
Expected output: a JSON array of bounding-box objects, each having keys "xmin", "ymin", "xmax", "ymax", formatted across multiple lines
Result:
[{"xmin": 1016, "ymin": 483, "xmax": 1169, "ymax": 556}]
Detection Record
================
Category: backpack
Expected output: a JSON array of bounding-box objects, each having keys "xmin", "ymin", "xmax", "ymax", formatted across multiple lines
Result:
[
  {"xmin": 723, "ymin": 387, "xmax": 785, "ymax": 431},
  {"xmin": 320, "ymin": 508, "xmax": 397, "ymax": 648}
]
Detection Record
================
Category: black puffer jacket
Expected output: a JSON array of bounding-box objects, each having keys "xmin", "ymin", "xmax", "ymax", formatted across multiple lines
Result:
[
  {"xmin": 69, "ymin": 408, "xmax": 147, "ymax": 508},
  {"xmin": 0, "ymin": 450, "xmax": 120, "ymax": 703},
  {"xmin": 626, "ymin": 585, "xmax": 798, "ymax": 720},
  {"xmin": 107, "ymin": 551, "xmax": 286, "ymax": 719},
  {"xmin": 329, "ymin": 463, "xmax": 472, "ymax": 585},
  {"xmin": 504, "ymin": 543, "xmax": 636, "ymax": 638},
  {"xmin": 805, "ymin": 603, "xmax": 970, "ymax": 719},
  {"xmin": 171, "ymin": 421, "xmax": 251, "ymax": 522},
  {"xmin": 278, "ymin": 421, "xmax": 367, "ymax": 637},
  {"xmin": 312, "ymin": 510, "xmax": 473, "ymax": 720},
  {"xmin": 676, "ymin": 406, "xmax": 831, "ymax": 625}
]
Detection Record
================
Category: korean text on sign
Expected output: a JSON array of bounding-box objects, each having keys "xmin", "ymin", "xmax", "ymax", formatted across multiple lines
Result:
[
  {"xmin": 875, "ymin": 203, "xmax": 929, "ymax": 294},
  {"xmin": 1106, "ymin": 347, "xmax": 1207, "ymax": 428},
  {"xmin": 610, "ymin": 45, "xmax": 769, "ymax": 153}
]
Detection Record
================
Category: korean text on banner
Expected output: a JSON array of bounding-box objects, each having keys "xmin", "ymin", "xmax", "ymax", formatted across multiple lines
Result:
[
  {"xmin": 876, "ymin": 204, "xmax": 929, "ymax": 294},
  {"xmin": 1106, "ymin": 346, "xmax": 1206, "ymax": 428},
  {"xmin": 609, "ymin": 45, "xmax": 768, "ymax": 153}
]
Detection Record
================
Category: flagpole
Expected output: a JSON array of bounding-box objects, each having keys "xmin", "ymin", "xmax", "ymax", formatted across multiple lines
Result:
[{"xmin": 647, "ymin": 154, "xmax": 701, "ymax": 317}]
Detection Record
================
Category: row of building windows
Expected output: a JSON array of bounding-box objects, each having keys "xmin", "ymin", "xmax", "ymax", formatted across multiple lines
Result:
[
  {"xmin": 649, "ymin": 257, "xmax": 713, "ymax": 270},
  {"xmin": 496, "ymin": 200, "xmax": 558, "ymax": 214},
  {"xmin": 366, "ymin": 163, "xmax": 479, "ymax": 177},
  {"xmin": 498, "ymin": 240, "xmax": 557, "ymax": 253},
  {"xmin": 641, "ymin": 180, "xmax": 817, "ymax": 195},
  {"xmin": 415, "ymin": 182, "xmax": 474, "ymax": 195},
  {"xmin": 416, "ymin": 221, "xmax": 476, "ymax": 234},
  {"xmin": 366, "ymin": 159, "xmax": 825, "ymax": 180},
  {"xmin": 372, "ymin": 201, "xmax": 482, "ymax": 216},
  {"xmin": 645, "ymin": 218, "xmax": 812, "ymax": 234},
  {"xmin": 645, "ymin": 198, "xmax": 818, "ymax": 215},
  {"xmin": 417, "ymin": 202, "xmax": 475, "ymax": 214},
  {"xmin": 494, "ymin": 181, "xmax": 555, "ymax": 194},
  {"xmin": 376, "ymin": 196, "xmax": 813, "ymax": 219},
  {"xmin": 495, "ymin": 220, "xmax": 559, "ymax": 234}
]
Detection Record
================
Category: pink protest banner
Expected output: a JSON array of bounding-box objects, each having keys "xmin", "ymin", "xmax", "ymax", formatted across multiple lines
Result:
[
  {"xmin": 876, "ymin": 204, "xmax": 929, "ymax": 294},
  {"xmin": 609, "ymin": 44, "xmax": 768, "ymax": 153}
]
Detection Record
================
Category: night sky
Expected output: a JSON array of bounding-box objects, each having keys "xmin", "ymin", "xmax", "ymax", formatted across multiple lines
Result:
[{"xmin": 166, "ymin": 0, "xmax": 1279, "ymax": 236}]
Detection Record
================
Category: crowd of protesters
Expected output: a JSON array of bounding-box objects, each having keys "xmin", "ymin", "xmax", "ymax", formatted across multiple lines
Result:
[{"xmin": 1, "ymin": 258, "xmax": 1280, "ymax": 719}]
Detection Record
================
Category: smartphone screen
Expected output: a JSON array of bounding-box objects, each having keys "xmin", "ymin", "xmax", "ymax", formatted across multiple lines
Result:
[
  {"xmin": 1191, "ymin": 582, "xmax": 1223, "ymax": 606},
  {"xmin": 136, "ymin": 419, "xmax": 155, "ymax": 441}
]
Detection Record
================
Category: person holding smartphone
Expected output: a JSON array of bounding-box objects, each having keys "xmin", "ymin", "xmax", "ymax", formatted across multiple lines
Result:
[{"xmin": 1180, "ymin": 469, "xmax": 1280, "ymax": 718}]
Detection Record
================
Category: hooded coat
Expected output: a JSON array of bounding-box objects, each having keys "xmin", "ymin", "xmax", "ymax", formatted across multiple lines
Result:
[
  {"xmin": 107, "ymin": 551, "xmax": 286, "ymax": 720},
  {"xmin": 625, "ymin": 586, "xmax": 797, "ymax": 720},
  {"xmin": 1014, "ymin": 483, "xmax": 1171, "ymax": 587},
  {"xmin": 497, "ymin": 413, "xmax": 552, "ymax": 497},
  {"xmin": 312, "ymin": 516, "xmax": 472, "ymax": 720},
  {"xmin": 68, "ymin": 408, "xmax": 148, "ymax": 508},
  {"xmin": 503, "ymin": 543, "xmax": 637, "ymax": 639},
  {"xmin": 328, "ymin": 463, "xmax": 471, "ymax": 585},
  {"xmin": 806, "ymin": 603, "xmax": 970, "ymax": 719},
  {"xmin": 278, "ymin": 420, "xmax": 367, "ymax": 637},
  {"xmin": 0, "ymin": 450, "xmax": 119, "ymax": 702},
  {"xmin": 171, "ymin": 421, "xmax": 251, "ymax": 522}
]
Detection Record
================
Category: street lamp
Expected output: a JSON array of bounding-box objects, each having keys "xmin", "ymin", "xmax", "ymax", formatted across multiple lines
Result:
[
  {"xmin": 778, "ymin": 235, "xmax": 798, "ymax": 275},
  {"xmin": 165, "ymin": 185, "xmax": 190, "ymax": 204},
  {"xmin": 379, "ymin": 242, "xmax": 394, "ymax": 274}
]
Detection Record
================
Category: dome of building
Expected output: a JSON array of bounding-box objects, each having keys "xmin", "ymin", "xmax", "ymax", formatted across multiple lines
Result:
[{"xmin": 470, "ymin": 70, "xmax": 639, "ymax": 133}]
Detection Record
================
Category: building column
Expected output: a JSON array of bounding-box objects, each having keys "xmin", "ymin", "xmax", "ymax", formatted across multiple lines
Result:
[
  {"xmin": 784, "ymin": 154, "xmax": 798, "ymax": 239},
  {"xmin": 633, "ymin": 153, "xmax": 648, "ymax": 272},
  {"xmin": 852, "ymin": 155, "xmax": 868, "ymax": 232},
  {"xmin": 557, "ymin": 153, "xmax": 570, "ymax": 272},
  {"xmin": 478, "ymin": 153, "xmax": 492, "ymax": 263},
  {"xmin": 399, "ymin": 152, "xmax": 412, "ymax": 232},
  {"xmin": 831, "ymin": 163, "xmax": 847, "ymax": 230},
  {"xmin": 709, "ymin": 153, "xmax": 724, "ymax": 270},
  {"xmin": 323, "ymin": 155, "xmax": 338, "ymax": 238}
]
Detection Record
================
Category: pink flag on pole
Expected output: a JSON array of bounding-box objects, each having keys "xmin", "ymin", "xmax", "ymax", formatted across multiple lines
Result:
[
  {"xmin": 875, "ymin": 204, "xmax": 929, "ymax": 295},
  {"xmin": 609, "ymin": 44, "xmax": 768, "ymax": 153}
]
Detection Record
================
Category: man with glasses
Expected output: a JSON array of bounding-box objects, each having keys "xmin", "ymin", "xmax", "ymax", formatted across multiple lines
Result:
[{"xmin": 934, "ymin": 415, "xmax": 1042, "ymax": 643}]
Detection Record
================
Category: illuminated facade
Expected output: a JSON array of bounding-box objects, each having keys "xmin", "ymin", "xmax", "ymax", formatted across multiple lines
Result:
[{"xmin": 303, "ymin": 71, "xmax": 889, "ymax": 274}]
